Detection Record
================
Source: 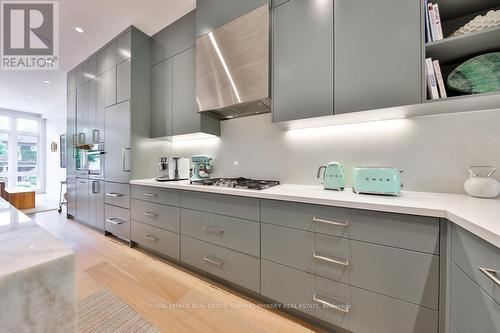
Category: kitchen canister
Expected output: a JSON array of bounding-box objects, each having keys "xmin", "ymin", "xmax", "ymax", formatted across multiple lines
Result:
[{"xmin": 464, "ymin": 166, "xmax": 500, "ymax": 199}]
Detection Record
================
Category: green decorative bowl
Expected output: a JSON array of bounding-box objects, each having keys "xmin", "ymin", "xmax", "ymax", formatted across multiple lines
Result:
[{"xmin": 447, "ymin": 52, "xmax": 500, "ymax": 94}]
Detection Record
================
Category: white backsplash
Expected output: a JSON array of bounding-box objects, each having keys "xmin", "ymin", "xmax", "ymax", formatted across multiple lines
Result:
[{"xmin": 138, "ymin": 109, "xmax": 500, "ymax": 194}]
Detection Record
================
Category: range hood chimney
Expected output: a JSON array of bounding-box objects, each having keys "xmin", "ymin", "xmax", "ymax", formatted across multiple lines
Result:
[{"xmin": 196, "ymin": 5, "xmax": 270, "ymax": 119}]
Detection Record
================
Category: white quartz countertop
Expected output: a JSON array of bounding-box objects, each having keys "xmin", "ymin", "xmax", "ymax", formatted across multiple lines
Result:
[
  {"xmin": 0, "ymin": 198, "xmax": 73, "ymax": 278},
  {"xmin": 131, "ymin": 179, "xmax": 500, "ymax": 248}
]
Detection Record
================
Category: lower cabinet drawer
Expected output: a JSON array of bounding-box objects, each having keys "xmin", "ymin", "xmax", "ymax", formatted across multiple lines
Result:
[
  {"xmin": 450, "ymin": 262, "xmax": 500, "ymax": 333},
  {"xmin": 105, "ymin": 182, "xmax": 130, "ymax": 209},
  {"xmin": 181, "ymin": 235, "xmax": 260, "ymax": 293},
  {"xmin": 181, "ymin": 209, "xmax": 260, "ymax": 256},
  {"xmin": 261, "ymin": 200, "xmax": 440, "ymax": 254},
  {"xmin": 261, "ymin": 223, "xmax": 439, "ymax": 309},
  {"xmin": 131, "ymin": 199, "xmax": 180, "ymax": 233},
  {"xmin": 105, "ymin": 204, "xmax": 130, "ymax": 241},
  {"xmin": 131, "ymin": 220, "xmax": 180, "ymax": 260},
  {"xmin": 131, "ymin": 185, "xmax": 180, "ymax": 206},
  {"xmin": 452, "ymin": 224, "xmax": 500, "ymax": 304},
  {"xmin": 261, "ymin": 260, "xmax": 438, "ymax": 333}
]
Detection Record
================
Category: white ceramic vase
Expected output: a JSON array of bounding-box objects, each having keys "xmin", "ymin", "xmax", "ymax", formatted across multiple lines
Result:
[{"xmin": 464, "ymin": 166, "xmax": 500, "ymax": 199}]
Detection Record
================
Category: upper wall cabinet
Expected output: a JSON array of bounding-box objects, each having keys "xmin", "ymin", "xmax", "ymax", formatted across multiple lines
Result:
[
  {"xmin": 272, "ymin": 0, "xmax": 334, "ymax": 122},
  {"xmin": 196, "ymin": 0, "xmax": 268, "ymax": 37},
  {"xmin": 150, "ymin": 10, "xmax": 220, "ymax": 139},
  {"xmin": 97, "ymin": 41, "xmax": 116, "ymax": 76},
  {"xmin": 151, "ymin": 11, "xmax": 196, "ymax": 66},
  {"xmin": 334, "ymin": 0, "xmax": 422, "ymax": 114},
  {"xmin": 116, "ymin": 31, "xmax": 131, "ymax": 64}
]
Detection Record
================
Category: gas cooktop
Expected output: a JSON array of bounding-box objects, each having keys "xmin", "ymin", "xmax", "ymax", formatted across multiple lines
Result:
[{"xmin": 190, "ymin": 177, "xmax": 280, "ymax": 190}]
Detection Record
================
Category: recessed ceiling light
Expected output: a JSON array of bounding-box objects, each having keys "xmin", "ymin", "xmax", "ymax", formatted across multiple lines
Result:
[
  {"xmin": 26, "ymin": 95, "xmax": 32, "ymax": 99},
  {"xmin": 43, "ymin": 80, "xmax": 51, "ymax": 84},
  {"xmin": 75, "ymin": 27, "xmax": 84, "ymax": 33}
]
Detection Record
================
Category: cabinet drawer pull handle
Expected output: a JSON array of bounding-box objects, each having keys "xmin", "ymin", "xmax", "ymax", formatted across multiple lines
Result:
[
  {"xmin": 106, "ymin": 218, "xmax": 126, "ymax": 225},
  {"xmin": 144, "ymin": 212, "xmax": 158, "ymax": 217},
  {"xmin": 144, "ymin": 234, "xmax": 159, "ymax": 242},
  {"xmin": 202, "ymin": 226, "xmax": 224, "ymax": 235},
  {"xmin": 143, "ymin": 193, "xmax": 158, "ymax": 197},
  {"xmin": 313, "ymin": 253, "xmax": 349, "ymax": 267},
  {"xmin": 203, "ymin": 256, "xmax": 223, "ymax": 267},
  {"xmin": 313, "ymin": 217, "xmax": 348, "ymax": 227},
  {"xmin": 479, "ymin": 267, "xmax": 500, "ymax": 287},
  {"xmin": 106, "ymin": 192, "xmax": 125, "ymax": 198},
  {"xmin": 92, "ymin": 129, "xmax": 100, "ymax": 143},
  {"xmin": 313, "ymin": 294, "xmax": 350, "ymax": 313}
]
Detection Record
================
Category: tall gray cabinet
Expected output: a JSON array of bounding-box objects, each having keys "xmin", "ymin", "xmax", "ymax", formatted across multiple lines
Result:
[
  {"xmin": 150, "ymin": 10, "xmax": 219, "ymax": 139},
  {"xmin": 66, "ymin": 26, "xmax": 151, "ymax": 240}
]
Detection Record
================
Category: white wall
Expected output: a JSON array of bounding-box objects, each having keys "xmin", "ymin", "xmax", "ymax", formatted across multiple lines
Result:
[
  {"xmin": 45, "ymin": 110, "xmax": 67, "ymax": 196},
  {"xmin": 140, "ymin": 109, "xmax": 500, "ymax": 194}
]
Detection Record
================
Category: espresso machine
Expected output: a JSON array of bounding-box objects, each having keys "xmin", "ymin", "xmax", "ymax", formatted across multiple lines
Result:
[
  {"xmin": 190, "ymin": 155, "xmax": 213, "ymax": 182},
  {"xmin": 155, "ymin": 157, "xmax": 190, "ymax": 181}
]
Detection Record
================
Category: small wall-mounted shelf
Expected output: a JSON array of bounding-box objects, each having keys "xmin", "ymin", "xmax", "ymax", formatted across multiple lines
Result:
[{"xmin": 426, "ymin": 25, "xmax": 500, "ymax": 65}]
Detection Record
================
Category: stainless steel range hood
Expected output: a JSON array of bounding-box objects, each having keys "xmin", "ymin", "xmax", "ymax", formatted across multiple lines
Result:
[{"xmin": 196, "ymin": 5, "xmax": 269, "ymax": 119}]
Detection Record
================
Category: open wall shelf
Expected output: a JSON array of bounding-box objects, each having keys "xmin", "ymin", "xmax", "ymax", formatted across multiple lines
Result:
[{"xmin": 424, "ymin": 0, "xmax": 500, "ymax": 101}]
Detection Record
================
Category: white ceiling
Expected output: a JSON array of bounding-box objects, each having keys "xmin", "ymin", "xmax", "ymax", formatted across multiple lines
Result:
[{"xmin": 0, "ymin": 0, "xmax": 196, "ymax": 118}]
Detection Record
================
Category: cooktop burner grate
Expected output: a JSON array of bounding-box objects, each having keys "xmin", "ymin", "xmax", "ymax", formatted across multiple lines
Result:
[{"xmin": 190, "ymin": 177, "xmax": 280, "ymax": 190}]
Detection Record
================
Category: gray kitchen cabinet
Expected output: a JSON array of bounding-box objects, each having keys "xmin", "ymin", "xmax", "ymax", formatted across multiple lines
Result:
[
  {"xmin": 103, "ymin": 67, "xmax": 117, "ymax": 107},
  {"xmin": 180, "ymin": 191, "xmax": 260, "ymax": 221},
  {"xmin": 131, "ymin": 199, "xmax": 180, "ymax": 233},
  {"xmin": 97, "ymin": 41, "xmax": 116, "ymax": 76},
  {"xmin": 196, "ymin": 0, "xmax": 269, "ymax": 37},
  {"xmin": 105, "ymin": 204, "xmax": 131, "ymax": 241},
  {"xmin": 150, "ymin": 14, "xmax": 220, "ymax": 139},
  {"xmin": 181, "ymin": 235, "xmax": 261, "ymax": 293},
  {"xmin": 76, "ymin": 84, "xmax": 90, "ymax": 144},
  {"xmin": 451, "ymin": 224, "xmax": 500, "ymax": 304},
  {"xmin": 87, "ymin": 79, "xmax": 97, "ymax": 143},
  {"xmin": 82, "ymin": 55, "xmax": 97, "ymax": 84},
  {"xmin": 67, "ymin": 68, "xmax": 77, "ymax": 92},
  {"xmin": 66, "ymin": 178, "xmax": 77, "ymax": 218},
  {"xmin": 104, "ymin": 182, "xmax": 131, "ymax": 209},
  {"xmin": 131, "ymin": 185, "xmax": 180, "ymax": 206},
  {"xmin": 151, "ymin": 11, "xmax": 195, "ymax": 65},
  {"xmin": 181, "ymin": 208, "xmax": 260, "ymax": 256},
  {"xmin": 94, "ymin": 74, "xmax": 106, "ymax": 143},
  {"xmin": 450, "ymin": 262, "xmax": 500, "ymax": 333},
  {"xmin": 104, "ymin": 101, "xmax": 131, "ymax": 184},
  {"xmin": 116, "ymin": 58, "xmax": 131, "ymax": 103},
  {"xmin": 76, "ymin": 178, "xmax": 89, "ymax": 225},
  {"xmin": 261, "ymin": 223, "xmax": 439, "ymax": 309},
  {"xmin": 66, "ymin": 87, "xmax": 77, "ymax": 218},
  {"xmin": 150, "ymin": 59, "xmax": 173, "ymax": 138},
  {"xmin": 89, "ymin": 180, "xmax": 104, "ymax": 230},
  {"xmin": 261, "ymin": 199, "xmax": 440, "ymax": 254},
  {"xmin": 131, "ymin": 221, "xmax": 180, "ymax": 260},
  {"xmin": 172, "ymin": 47, "xmax": 200, "ymax": 136},
  {"xmin": 116, "ymin": 30, "xmax": 131, "ymax": 64},
  {"xmin": 272, "ymin": 0, "xmax": 334, "ymax": 122},
  {"xmin": 334, "ymin": 0, "xmax": 422, "ymax": 114},
  {"xmin": 261, "ymin": 259, "xmax": 439, "ymax": 333},
  {"xmin": 75, "ymin": 64, "xmax": 83, "ymax": 88},
  {"xmin": 66, "ymin": 89, "xmax": 77, "ymax": 178}
]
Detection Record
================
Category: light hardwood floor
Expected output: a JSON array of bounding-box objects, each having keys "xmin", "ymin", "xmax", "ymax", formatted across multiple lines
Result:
[{"xmin": 31, "ymin": 210, "xmax": 324, "ymax": 333}]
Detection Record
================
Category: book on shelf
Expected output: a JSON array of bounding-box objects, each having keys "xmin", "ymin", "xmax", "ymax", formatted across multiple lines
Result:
[
  {"xmin": 432, "ymin": 59, "xmax": 447, "ymax": 98},
  {"xmin": 432, "ymin": 4, "xmax": 444, "ymax": 40},
  {"xmin": 423, "ymin": 0, "xmax": 432, "ymax": 43},
  {"xmin": 425, "ymin": 2, "xmax": 444, "ymax": 42},
  {"xmin": 425, "ymin": 58, "xmax": 440, "ymax": 100}
]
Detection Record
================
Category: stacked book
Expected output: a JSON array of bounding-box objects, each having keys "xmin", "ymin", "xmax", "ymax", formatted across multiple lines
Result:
[
  {"xmin": 426, "ymin": 58, "xmax": 447, "ymax": 100},
  {"xmin": 424, "ymin": 1, "xmax": 444, "ymax": 42}
]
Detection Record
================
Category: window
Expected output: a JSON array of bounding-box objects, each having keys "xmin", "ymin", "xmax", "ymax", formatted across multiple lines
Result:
[{"xmin": 0, "ymin": 114, "xmax": 42, "ymax": 191}]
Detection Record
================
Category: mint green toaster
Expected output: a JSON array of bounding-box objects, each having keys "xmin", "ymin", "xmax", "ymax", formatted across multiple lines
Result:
[{"xmin": 352, "ymin": 167, "xmax": 402, "ymax": 196}]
